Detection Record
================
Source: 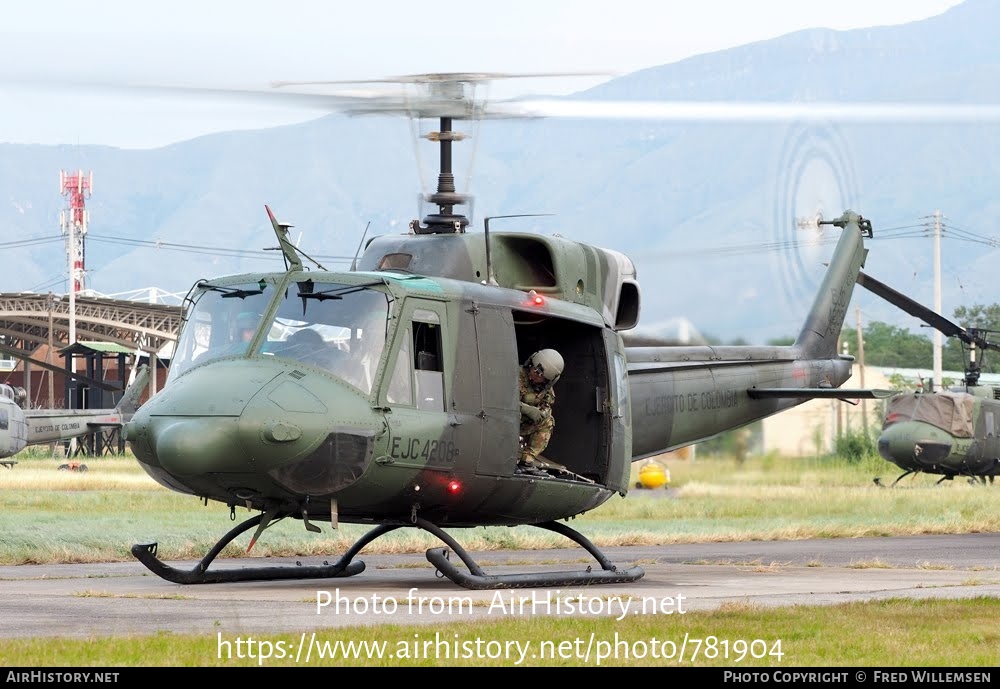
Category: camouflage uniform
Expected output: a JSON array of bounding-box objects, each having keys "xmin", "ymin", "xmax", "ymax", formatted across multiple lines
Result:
[{"xmin": 518, "ymin": 367, "xmax": 556, "ymax": 464}]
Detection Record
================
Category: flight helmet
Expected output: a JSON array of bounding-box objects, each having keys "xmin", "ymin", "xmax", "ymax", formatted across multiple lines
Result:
[
  {"xmin": 526, "ymin": 349, "xmax": 564, "ymax": 386},
  {"xmin": 234, "ymin": 310, "xmax": 260, "ymax": 338}
]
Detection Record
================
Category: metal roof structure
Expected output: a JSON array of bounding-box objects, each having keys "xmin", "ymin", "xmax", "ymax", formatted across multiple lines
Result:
[
  {"xmin": 0, "ymin": 292, "xmax": 182, "ymax": 359},
  {"xmin": 60, "ymin": 341, "xmax": 140, "ymax": 355}
]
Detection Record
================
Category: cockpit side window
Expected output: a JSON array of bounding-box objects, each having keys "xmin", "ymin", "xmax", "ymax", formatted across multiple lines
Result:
[
  {"xmin": 381, "ymin": 306, "xmax": 445, "ymax": 410},
  {"xmin": 386, "ymin": 329, "xmax": 413, "ymax": 405}
]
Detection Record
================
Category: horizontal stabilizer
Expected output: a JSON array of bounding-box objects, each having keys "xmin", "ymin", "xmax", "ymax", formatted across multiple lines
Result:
[
  {"xmin": 85, "ymin": 414, "xmax": 126, "ymax": 428},
  {"xmin": 748, "ymin": 387, "xmax": 897, "ymax": 400}
]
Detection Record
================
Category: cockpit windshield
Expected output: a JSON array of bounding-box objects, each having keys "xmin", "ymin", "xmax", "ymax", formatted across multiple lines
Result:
[
  {"xmin": 168, "ymin": 282, "xmax": 272, "ymax": 383},
  {"xmin": 168, "ymin": 279, "xmax": 391, "ymax": 395},
  {"xmin": 263, "ymin": 282, "xmax": 390, "ymax": 394}
]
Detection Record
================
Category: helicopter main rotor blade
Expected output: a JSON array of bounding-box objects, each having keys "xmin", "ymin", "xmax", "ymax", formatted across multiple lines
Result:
[
  {"xmin": 272, "ymin": 70, "xmax": 613, "ymax": 87},
  {"xmin": 855, "ymin": 267, "xmax": 1000, "ymax": 359},
  {"xmin": 9, "ymin": 74, "xmax": 1000, "ymax": 124},
  {"xmin": 497, "ymin": 99, "xmax": 1000, "ymax": 123},
  {"xmin": 856, "ymin": 270, "xmax": 968, "ymax": 342}
]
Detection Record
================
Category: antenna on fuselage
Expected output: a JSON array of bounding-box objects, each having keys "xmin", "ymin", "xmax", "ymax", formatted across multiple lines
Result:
[
  {"xmin": 263, "ymin": 205, "xmax": 327, "ymax": 271},
  {"xmin": 350, "ymin": 221, "xmax": 372, "ymax": 271},
  {"xmin": 264, "ymin": 204, "xmax": 302, "ymax": 272}
]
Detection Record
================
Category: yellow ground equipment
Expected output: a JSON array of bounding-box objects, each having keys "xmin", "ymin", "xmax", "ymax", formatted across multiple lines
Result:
[{"xmin": 636, "ymin": 460, "xmax": 670, "ymax": 489}]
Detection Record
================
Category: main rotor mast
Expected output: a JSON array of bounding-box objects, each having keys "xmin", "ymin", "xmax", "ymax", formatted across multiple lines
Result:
[
  {"xmin": 271, "ymin": 72, "xmax": 585, "ymax": 233},
  {"xmin": 414, "ymin": 116, "xmax": 470, "ymax": 234}
]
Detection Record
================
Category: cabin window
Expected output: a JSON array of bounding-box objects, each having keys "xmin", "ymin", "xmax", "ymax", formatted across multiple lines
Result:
[
  {"xmin": 0, "ymin": 408, "xmax": 7, "ymax": 431},
  {"xmin": 613, "ymin": 351, "xmax": 630, "ymax": 422},
  {"xmin": 413, "ymin": 312, "xmax": 444, "ymax": 412},
  {"xmin": 986, "ymin": 411, "xmax": 995, "ymax": 438},
  {"xmin": 378, "ymin": 253, "xmax": 412, "ymax": 270}
]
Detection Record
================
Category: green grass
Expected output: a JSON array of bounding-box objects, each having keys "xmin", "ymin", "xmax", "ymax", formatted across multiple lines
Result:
[
  {"xmin": 4, "ymin": 598, "xmax": 999, "ymax": 667},
  {"xmin": 2, "ymin": 451, "xmax": 997, "ymax": 565},
  {"xmin": 3, "ymin": 449, "xmax": 999, "ymax": 666}
]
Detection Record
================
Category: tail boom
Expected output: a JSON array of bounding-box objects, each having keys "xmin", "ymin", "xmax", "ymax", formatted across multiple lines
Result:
[{"xmin": 625, "ymin": 211, "xmax": 871, "ymax": 460}]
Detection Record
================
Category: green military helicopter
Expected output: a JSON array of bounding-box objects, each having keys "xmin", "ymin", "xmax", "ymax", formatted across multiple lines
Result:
[
  {"xmin": 856, "ymin": 271, "xmax": 1000, "ymax": 486},
  {"xmin": 122, "ymin": 73, "xmax": 890, "ymax": 589}
]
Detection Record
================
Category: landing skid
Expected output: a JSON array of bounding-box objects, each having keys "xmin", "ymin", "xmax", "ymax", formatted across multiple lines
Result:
[
  {"xmin": 131, "ymin": 512, "xmax": 369, "ymax": 584},
  {"xmin": 131, "ymin": 513, "xmax": 644, "ymax": 589},
  {"xmin": 422, "ymin": 519, "xmax": 644, "ymax": 589},
  {"xmin": 873, "ymin": 470, "xmax": 996, "ymax": 488}
]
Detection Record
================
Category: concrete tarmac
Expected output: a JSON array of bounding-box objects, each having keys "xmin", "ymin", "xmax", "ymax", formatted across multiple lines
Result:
[{"xmin": 1, "ymin": 533, "xmax": 999, "ymax": 639}]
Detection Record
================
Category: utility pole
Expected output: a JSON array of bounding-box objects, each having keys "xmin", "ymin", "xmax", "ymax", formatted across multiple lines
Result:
[
  {"xmin": 932, "ymin": 209, "xmax": 942, "ymax": 391},
  {"xmin": 47, "ymin": 294, "xmax": 55, "ymax": 408},
  {"xmin": 837, "ymin": 341, "xmax": 848, "ymax": 438}
]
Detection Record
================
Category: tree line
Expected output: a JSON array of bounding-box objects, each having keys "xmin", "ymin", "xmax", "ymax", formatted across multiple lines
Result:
[
  {"xmin": 700, "ymin": 303, "xmax": 1000, "ymax": 372},
  {"xmin": 838, "ymin": 303, "xmax": 1000, "ymax": 374}
]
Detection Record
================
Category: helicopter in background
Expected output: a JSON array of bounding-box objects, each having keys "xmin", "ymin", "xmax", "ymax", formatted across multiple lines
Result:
[
  {"xmin": 118, "ymin": 73, "xmax": 892, "ymax": 590},
  {"xmin": 856, "ymin": 270, "xmax": 1000, "ymax": 486},
  {"xmin": 0, "ymin": 364, "xmax": 149, "ymax": 463}
]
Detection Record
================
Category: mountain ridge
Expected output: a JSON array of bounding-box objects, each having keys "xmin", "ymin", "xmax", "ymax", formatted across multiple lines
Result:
[{"xmin": 2, "ymin": 0, "xmax": 997, "ymax": 343}]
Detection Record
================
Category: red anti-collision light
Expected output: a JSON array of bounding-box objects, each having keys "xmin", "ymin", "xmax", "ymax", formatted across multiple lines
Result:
[
  {"xmin": 447, "ymin": 480, "xmax": 461, "ymax": 494},
  {"xmin": 527, "ymin": 290, "xmax": 544, "ymax": 306}
]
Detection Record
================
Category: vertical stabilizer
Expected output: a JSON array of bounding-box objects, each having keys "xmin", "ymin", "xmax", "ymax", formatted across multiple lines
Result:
[
  {"xmin": 794, "ymin": 211, "xmax": 870, "ymax": 358},
  {"xmin": 116, "ymin": 364, "xmax": 150, "ymax": 415}
]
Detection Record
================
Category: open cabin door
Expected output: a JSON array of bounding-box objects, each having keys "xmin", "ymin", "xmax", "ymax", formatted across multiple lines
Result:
[
  {"xmin": 467, "ymin": 304, "xmax": 520, "ymax": 477},
  {"xmin": 512, "ymin": 315, "xmax": 624, "ymax": 488}
]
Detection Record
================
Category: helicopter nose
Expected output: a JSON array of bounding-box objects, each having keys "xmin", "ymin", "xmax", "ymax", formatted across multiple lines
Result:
[
  {"xmin": 150, "ymin": 416, "xmax": 245, "ymax": 476},
  {"xmin": 877, "ymin": 423, "xmax": 952, "ymax": 467},
  {"xmin": 126, "ymin": 361, "xmax": 282, "ymax": 475},
  {"xmin": 126, "ymin": 360, "xmax": 378, "ymax": 497}
]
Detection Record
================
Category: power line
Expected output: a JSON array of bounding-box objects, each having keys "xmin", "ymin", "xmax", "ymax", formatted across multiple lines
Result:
[
  {"xmin": 27, "ymin": 274, "xmax": 67, "ymax": 293},
  {"xmin": 940, "ymin": 222, "xmax": 1000, "ymax": 247},
  {"xmin": 85, "ymin": 233, "xmax": 357, "ymax": 264},
  {"xmin": 0, "ymin": 235, "xmax": 64, "ymax": 250}
]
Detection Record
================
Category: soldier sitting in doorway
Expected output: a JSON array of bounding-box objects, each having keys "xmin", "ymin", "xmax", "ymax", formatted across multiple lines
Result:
[{"xmin": 517, "ymin": 348, "xmax": 564, "ymax": 475}]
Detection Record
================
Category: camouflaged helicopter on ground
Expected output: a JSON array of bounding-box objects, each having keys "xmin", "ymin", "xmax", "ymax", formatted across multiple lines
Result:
[
  {"xmin": 121, "ymin": 74, "xmax": 889, "ymax": 589},
  {"xmin": 0, "ymin": 366, "xmax": 149, "ymax": 463},
  {"xmin": 856, "ymin": 271, "xmax": 1000, "ymax": 486}
]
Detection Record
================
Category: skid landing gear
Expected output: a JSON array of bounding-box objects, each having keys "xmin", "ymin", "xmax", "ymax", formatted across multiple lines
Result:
[
  {"xmin": 131, "ymin": 512, "xmax": 368, "ymax": 584},
  {"xmin": 131, "ymin": 514, "xmax": 644, "ymax": 589},
  {"xmin": 422, "ymin": 519, "xmax": 644, "ymax": 589}
]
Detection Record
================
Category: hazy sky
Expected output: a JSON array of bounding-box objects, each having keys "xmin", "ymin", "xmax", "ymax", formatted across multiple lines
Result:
[{"xmin": 0, "ymin": 0, "xmax": 965, "ymax": 149}]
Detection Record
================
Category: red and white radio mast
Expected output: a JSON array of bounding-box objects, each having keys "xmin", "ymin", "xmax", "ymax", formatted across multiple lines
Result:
[
  {"xmin": 60, "ymin": 169, "xmax": 91, "ymax": 294},
  {"xmin": 59, "ymin": 170, "xmax": 92, "ymax": 356}
]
